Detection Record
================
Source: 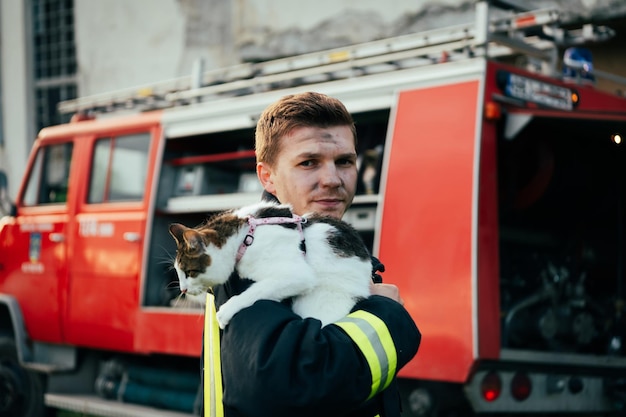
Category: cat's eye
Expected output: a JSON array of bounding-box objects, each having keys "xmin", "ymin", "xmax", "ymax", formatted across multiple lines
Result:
[{"xmin": 185, "ymin": 270, "xmax": 201, "ymax": 278}]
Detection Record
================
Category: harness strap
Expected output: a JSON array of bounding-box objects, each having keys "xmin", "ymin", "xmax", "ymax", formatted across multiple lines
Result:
[
  {"xmin": 236, "ymin": 214, "xmax": 306, "ymax": 261},
  {"xmin": 204, "ymin": 292, "xmax": 224, "ymax": 417}
]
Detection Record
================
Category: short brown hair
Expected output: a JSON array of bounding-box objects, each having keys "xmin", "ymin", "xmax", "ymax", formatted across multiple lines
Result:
[{"xmin": 255, "ymin": 92, "xmax": 356, "ymax": 166}]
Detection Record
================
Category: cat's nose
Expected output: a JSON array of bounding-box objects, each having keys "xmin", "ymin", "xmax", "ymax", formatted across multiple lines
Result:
[{"xmin": 181, "ymin": 288, "xmax": 187, "ymax": 294}]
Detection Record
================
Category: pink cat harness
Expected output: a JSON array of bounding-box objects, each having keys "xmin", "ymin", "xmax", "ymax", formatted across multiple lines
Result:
[{"xmin": 236, "ymin": 215, "xmax": 307, "ymax": 262}]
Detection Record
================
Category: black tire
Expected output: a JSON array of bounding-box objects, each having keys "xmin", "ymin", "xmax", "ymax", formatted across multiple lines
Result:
[
  {"xmin": 0, "ymin": 337, "xmax": 46, "ymax": 417},
  {"xmin": 399, "ymin": 379, "xmax": 475, "ymax": 417}
]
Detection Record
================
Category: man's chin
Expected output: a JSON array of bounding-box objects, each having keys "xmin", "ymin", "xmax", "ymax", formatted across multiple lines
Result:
[{"xmin": 311, "ymin": 204, "xmax": 346, "ymax": 219}]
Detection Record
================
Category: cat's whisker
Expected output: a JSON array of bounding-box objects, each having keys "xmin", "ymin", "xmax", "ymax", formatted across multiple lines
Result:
[
  {"xmin": 165, "ymin": 281, "xmax": 180, "ymax": 290},
  {"xmin": 167, "ymin": 292, "xmax": 206, "ymax": 312},
  {"xmin": 195, "ymin": 311, "xmax": 205, "ymax": 323},
  {"xmin": 155, "ymin": 250, "xmax": 176, "ymax": 266},
  {"xmin": 157, "ymin": 244, "xmax": 175, "ymax": 256},
  {"xmin": 172, "ymin": 293, "xmax": 185, "ymax": 308}
]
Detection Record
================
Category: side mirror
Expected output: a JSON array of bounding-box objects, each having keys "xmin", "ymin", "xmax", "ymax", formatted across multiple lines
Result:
[{"xmin": 0, "ymin": 170, "xmax": 16, "ymax": 217}]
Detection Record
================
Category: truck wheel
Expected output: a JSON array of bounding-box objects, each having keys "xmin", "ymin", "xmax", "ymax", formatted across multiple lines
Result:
[
  {"xmin": 399, "ymin": 380, "xmax": 474, "ymax": 417},
  {"xmin": 399, "ymin": 380, "xmax": 438, "ymax": 417},
  {"xmin": 0, "ymin": 337, "xmax": 46, "ymax": 417}
]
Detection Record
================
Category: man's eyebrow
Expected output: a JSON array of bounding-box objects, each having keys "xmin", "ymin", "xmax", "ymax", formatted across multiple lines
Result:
[
  {"xmin": 338, "ymin": 152, "xmax": 358, "ymax": 160},
  {"xmin": 295, "ymin": 151, "xmax": 357, "ymax": 160},
  {"xmin": 295, "ymin": 151, "xmax": 321, "ymax": 159}
]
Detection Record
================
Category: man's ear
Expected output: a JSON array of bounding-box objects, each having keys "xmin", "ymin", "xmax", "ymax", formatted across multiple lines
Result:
[{"xmin": 256, "ymin": 162, "xmax": 276, "ymax": 194}]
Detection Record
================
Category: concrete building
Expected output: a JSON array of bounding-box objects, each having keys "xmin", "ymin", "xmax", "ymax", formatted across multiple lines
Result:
[{"xmin": 1, "ymin": 0, "xmax": 625, "ymax": 202}]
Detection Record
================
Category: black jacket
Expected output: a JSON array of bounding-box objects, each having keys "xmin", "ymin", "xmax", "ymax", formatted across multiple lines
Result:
[{"xmin": 207, "ymin": 192, "xmax": 421, "ymax": 416}]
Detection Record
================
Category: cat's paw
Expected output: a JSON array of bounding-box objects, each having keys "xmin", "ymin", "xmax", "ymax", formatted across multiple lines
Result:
[
  {"xmin": 215, "ymin": 307, "xmax": 231, "ymax": 329},
  {"xmin": 216, "ymin": 299, "xmax": 240, "ymax": 329}
]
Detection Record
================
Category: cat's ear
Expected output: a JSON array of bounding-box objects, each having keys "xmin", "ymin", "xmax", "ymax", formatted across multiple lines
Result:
[
  {"xmin": 199, "ymin": 229, "xmax": 219, "ymax": 243},
  {"xmin": 169, "ymin": 223, "xmax": 187, "ymax": 245},
  {"xmin": 169, "ymin": 223, "xmax": 205, "ymax": 255},
  {"xmin": 183, "ymin": 229, "xmax": 206, "ymax": 255}
]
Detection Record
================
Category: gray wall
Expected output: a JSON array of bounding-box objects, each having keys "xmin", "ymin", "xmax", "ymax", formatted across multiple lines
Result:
[
  {"xmin": 0, "ymin": 0, "xmax": 35, "ymax": 201},
  {"xmin": 72, "ymin": 0, "xmax": 626, "ymax": 96}
]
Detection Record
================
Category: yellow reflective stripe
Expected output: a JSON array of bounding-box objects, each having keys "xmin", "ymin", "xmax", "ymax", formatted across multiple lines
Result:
[
  {"xmin": 334, "ymin": 310, "xmax": 397, "ymax": 400},
  {"xmin": 335, "ymin": 320, "xmax": 382, "ymax": 397},
  {"xmin": 204, "ymin": 293, "xmax": 224, "ymax": 417},
  {"xmin": 344, "ymin": 310, "xmax": 397, "ymax": 392}
]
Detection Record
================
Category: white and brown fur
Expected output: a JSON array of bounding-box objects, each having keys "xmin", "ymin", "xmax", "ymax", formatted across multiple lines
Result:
[{"xmin": 169, "ymin": 200, "xmax": 372, "ymax": 328}]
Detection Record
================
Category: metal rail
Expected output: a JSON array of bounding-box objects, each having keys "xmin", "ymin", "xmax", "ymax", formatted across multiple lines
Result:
[{"xmin": 57, "ymin": 2, "xmax": 612, "ymax": 116}]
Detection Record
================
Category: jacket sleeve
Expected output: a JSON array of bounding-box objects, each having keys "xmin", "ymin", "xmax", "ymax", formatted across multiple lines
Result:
[{"xmin": 219, "ymin": 295, "xmax": 420, "ymax": 417}]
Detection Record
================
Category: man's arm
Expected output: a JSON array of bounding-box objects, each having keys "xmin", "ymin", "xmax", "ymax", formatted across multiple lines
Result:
[{"xmin": 219, "ymin": 295, "xmax": 420, "ymax": 417}]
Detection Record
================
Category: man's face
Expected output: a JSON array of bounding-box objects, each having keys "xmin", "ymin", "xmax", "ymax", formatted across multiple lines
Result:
[{"xmin": 257, "ymin": 125, "xmax": 358, "ymax": 219}]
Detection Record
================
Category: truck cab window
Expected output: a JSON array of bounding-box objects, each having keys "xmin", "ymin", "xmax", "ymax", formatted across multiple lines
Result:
[
  {"xmin": 88, "ymin": 133, "xmax": 151, "ymax": 203},
  {"xmin": 22, "ymin": 142, "xmax": 73, "ymax": 206}
]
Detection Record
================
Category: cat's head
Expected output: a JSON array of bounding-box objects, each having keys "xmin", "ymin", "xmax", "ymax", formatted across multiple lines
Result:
[{"xmin": 168, "ymin": 219, "xmax": 243, "ymax": 296}]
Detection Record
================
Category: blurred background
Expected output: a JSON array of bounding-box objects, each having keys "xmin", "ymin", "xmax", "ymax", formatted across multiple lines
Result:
[
  {"xmin": 1, "ymin": 2, "xmax": 626, "ymax": 416},
  {"xmin": 1, "ymin": 0, "xmax": 625, "ymax": 200}
]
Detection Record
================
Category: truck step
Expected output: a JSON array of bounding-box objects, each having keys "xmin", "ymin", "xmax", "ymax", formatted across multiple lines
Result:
[{"xmin": 45, "ymin": 393, "xmax": 197, "ymax": 417}]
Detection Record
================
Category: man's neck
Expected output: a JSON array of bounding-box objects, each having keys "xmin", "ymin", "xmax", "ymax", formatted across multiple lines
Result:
[{"xmin": 261, "ymin": 190, "xmax": 280, "ymax": 203}]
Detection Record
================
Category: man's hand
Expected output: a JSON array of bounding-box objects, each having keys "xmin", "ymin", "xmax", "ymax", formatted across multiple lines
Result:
[{"xmin": 370, "ymin": 282, "xmax": 404, "ymax": 305}]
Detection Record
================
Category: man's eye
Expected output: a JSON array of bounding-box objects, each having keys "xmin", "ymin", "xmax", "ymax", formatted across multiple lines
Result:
[
  {"xmin": 337, "ymin": 158, "xmax": 355, "ymax": 166},
  {"xmin": 299, "ymin": 160, "xmax": 315, "ymax": 167}
]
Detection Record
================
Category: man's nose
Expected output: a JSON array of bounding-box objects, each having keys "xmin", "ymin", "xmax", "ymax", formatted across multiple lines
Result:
[{"xmin": 319, "ymin": 164, "xmax": 342, "ymax": 187}]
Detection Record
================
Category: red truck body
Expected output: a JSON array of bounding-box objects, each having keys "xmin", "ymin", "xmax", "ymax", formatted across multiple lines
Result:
[{"xmin": 2, "ymin": 4, "xmax": 626, "ymax": 416}]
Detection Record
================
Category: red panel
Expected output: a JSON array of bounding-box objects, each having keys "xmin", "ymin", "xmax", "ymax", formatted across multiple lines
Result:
[
  {"xmin": 63, "ymin": 276, "xmax": 137, "ymax": 351},
  {"xmin": 0, "ymin": 212, "xmax": 66, "ymax": 343},
  {"xmin": 135, "ymin": 311, "xmax": 203, "ymax": 356},
  {"xmin": 475, "ymin": 93, "xmax": 501, "ymax": 359},
  {"xmin": 169, "ymin": 150, "xmax": 256, "ymax": 166},
  {"xmin": 60, "ymin": 119, "xmax": 163, "ymax": 351},
  {"xmin": 484, "ymin": 61, "xmax": 626, "ymax": 113},
  {"xmin": 379, "ymin": 81, "xmax": 481, "ymax": 383}
]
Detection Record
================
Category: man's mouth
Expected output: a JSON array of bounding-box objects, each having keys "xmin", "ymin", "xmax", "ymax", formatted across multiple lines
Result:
[{"xmin": 315, "ymin": 198, "xmax": 343, "ymax": 205}]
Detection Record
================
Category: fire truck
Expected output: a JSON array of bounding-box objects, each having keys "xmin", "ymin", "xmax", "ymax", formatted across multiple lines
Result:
[{"xmin": 1, "ymin": 1, "xmax": 626, "ymax": 416}]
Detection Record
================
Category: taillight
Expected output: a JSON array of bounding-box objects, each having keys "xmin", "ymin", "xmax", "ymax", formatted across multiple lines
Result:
[
  {"xmin": 480, "ymin": 371, "xmax": 502, "ymax": 402},
  {"xmin": 511, "ymin": 372, "xmax": 532, "ymax": 401}
]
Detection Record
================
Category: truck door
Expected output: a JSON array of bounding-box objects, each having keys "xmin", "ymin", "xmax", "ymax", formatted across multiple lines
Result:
[
  {"xmin": 5, "ymin": 141, "xmax": 74, "ymax": 343},
  {"xmin": 377, "ymin": 78, "xmax": 483, "ymax": 383},
  {"xmin": 64, "ymin": 131, "xmax": 155, "ymax": 352}
]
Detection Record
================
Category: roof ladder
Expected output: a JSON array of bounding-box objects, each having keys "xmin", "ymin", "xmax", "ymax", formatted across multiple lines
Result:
[{"xmin": 56, "ymin": 1, "xmax": 611, "ymax": 116}]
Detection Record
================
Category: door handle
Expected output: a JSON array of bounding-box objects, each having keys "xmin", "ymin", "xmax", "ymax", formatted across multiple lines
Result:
[
  {"xmin": 49, "ymin": 233, "xmax": 64, "ymax": 243},
  {"xmin": 123, "ymin": 232, "xmax": 141, "ymax": 242}
]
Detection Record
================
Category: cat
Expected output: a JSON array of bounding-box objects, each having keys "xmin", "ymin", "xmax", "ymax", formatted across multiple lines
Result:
[{"xmin": 168, "ymin": 200, "xmax": 372, "ymax": 328}]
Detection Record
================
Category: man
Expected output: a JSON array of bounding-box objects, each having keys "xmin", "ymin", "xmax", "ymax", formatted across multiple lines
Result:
[{"xmin": 211, "ymin": 91, "xmax": 421, "ymax": 417}]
